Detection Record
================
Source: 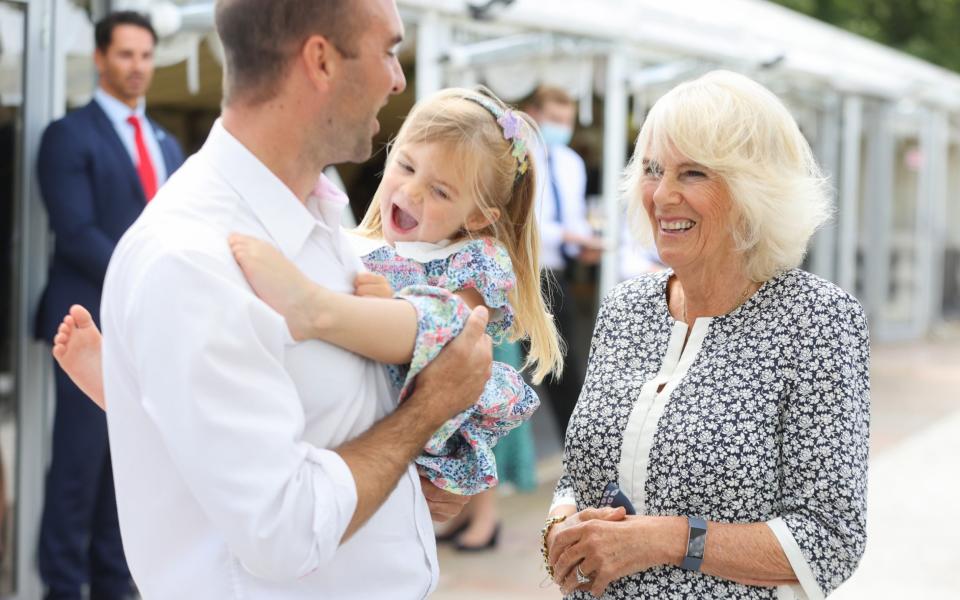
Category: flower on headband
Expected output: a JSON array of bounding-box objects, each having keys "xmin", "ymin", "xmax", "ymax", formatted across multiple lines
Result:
[
  {"xmin": 497, "ymin": 111, "xmax": 523, "ymax": 141},
  {"xmin": 464, "ymin": 95, "xmax": 530, "ymax": 180},
  {"xmin": 497, "ymin": 110, "xmax": 529, "ymax": 177},
  {"xmin": 512, "ymin": 140, "xmax": 529, "ymax": 175}
]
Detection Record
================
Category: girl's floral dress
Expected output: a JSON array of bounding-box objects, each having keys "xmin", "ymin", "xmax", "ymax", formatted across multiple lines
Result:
[{"xmin": 349, "ymin": 233, "xmax": 540, "ymax": 495}]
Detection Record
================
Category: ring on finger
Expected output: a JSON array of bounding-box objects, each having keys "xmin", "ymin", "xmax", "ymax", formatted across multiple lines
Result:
[{"xmin": 575, "ymin": 564, "xmax": 591, "ymax": 584}]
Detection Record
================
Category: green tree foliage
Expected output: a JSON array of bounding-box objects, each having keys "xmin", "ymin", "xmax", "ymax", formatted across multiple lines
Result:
[{"xmin": 770, "ymin": 0, "xmax": 960, "ymax": 73}]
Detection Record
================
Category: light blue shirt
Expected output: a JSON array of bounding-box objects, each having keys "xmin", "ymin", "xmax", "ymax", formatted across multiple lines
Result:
[
  {"xmin": 532, "ymin": 142, "xmax": 592, "ymax": 270},
  {"xmin": 93, "ymin": 87, "xmax": 168, "ymax": 185}
]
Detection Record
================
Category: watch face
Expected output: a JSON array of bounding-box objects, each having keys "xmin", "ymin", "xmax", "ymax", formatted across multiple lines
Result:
[{"xmin": 689, "ymin": 527, "xmax": 707, "ymax": 559}]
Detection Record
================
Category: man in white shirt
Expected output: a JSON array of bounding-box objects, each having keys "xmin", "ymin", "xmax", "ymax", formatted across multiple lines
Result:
[
  {"xmin": 99, "ymin": 1, "xmax": 491, "ymax": 598},
  {"xmin": 525, "ymin": 86, "xmax": 603, "ymax": 439}
]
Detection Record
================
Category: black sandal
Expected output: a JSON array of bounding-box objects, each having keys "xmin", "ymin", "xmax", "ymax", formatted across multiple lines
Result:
[
  {"xmin": 434, "ymin": 518, "xmax": 471, "ymax": 544},
  {"xmin": 453, "ymin": 523, "xmax": 500, "ymax": 552}
]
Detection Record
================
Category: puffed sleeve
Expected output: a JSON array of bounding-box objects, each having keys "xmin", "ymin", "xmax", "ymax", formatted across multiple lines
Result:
[
  {"xmin": 439, "ymin": 238, "xmax": 516, "ymax": 340},
  {"xmin": 768, "ymin": 292, "xmax": 870, "ymax": 599}
]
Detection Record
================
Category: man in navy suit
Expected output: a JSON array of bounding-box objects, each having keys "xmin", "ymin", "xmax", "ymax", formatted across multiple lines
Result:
[{"xmin": 34, "ymin": 11, "xmax": 184, "ymax": 599}]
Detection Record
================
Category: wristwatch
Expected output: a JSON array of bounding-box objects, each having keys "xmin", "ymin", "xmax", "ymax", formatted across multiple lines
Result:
[{"xmin": 681, "ymin": 516, "xmax": 707, "ymax": 571}]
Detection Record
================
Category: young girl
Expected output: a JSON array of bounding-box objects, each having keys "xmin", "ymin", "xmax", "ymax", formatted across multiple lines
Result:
[{"xmin": 53, "ymin": 87, "xmax": 562, "ymax": 499}]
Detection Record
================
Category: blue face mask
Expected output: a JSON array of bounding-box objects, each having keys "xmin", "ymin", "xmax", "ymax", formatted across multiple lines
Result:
[{"xmin": 540, "ymin": 122, "xmax": 574, "ymax": 147}]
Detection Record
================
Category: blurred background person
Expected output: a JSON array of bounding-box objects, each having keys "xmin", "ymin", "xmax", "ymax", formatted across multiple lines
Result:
[
  {"xmin": 435, "ymin": 340, "xmax": 538, "ymax": 552},
  {"xmin": 524, "ymin": 86, "xmax": 604, "ymax": 441},
  {"xmin": 33, "ymin": 11, "xmax": 183, "ymax": 600}
]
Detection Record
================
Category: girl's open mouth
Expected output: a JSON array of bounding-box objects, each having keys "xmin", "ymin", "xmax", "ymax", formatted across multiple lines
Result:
[{"xmin": 392, "ymin": 204, "xmax": 420, "ymax": 232}]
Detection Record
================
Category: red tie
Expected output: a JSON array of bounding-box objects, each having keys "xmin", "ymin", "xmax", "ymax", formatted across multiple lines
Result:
[{"xmin": 126, "ymin": 115, "xmax": 158, "ymax": 202}]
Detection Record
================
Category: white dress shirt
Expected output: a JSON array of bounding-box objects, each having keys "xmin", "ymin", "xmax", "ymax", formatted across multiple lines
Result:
[
  {"xmin": 100, "ymin": 120, "xmax": 438, "ymax": 599},
  {"xmin": 93, "ymin": 87, "xmax": 168, "ymax": 185},
  {"xmin": 533, "ymin": 143, "xmax": 594, "ymax": 271}
]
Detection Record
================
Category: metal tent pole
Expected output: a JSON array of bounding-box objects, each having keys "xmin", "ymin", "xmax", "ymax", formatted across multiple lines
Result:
[
  {"xmin": 862, "ymin": 102, "xmax": 895, "ymax": 327},
  {"xmin": 837, "ymin": 95, "xmax": 863, "ymax": 296},
  {"xmin": 415, "ymin": 10, "xmax": 445, "ymax": 102},
  {"xmin": 599, "ymin": 49, "xmax": 628, "ymax": 297},
  {"xmin": 811, "ymin": 92, "xmax": 841, "ymax": 282}
]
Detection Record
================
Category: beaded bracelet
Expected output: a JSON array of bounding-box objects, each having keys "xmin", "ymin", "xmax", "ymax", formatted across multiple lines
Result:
[{"xmin": 540, "ymin": 514, "xmax": 568, "ymax": 578}]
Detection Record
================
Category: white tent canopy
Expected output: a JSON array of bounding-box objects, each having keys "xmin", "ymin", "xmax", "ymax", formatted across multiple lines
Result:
[
  {"xmin": 104, "ymin": 0, "xmax": 960, "ymax": 110},
  {"xmin": 401, "ymin": 0, "xmax": 960, "ymax": 109}
]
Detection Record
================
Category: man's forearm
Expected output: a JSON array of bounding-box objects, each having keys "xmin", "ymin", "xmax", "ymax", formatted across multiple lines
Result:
[
  {"xmin": 334, "ymin": 397, "xmax": 441, "ymax": 542},
  {"xmin": 334, "ymin": 306, "xmax": 491, "ymax": 543}
]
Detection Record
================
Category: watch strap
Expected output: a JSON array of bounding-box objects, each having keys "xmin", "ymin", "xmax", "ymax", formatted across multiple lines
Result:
[{"xmin": 681, "ymin": 516, "xmax": 708, "ymax": 571}]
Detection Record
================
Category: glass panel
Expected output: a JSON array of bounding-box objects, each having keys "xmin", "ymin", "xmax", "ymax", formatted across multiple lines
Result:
[
  {"xmin": 0, "ymin": 0, "xmax": 24, "ymax": 593},
  {"xmin": 883, "ymin": 138, "xmax": 921, "ymax": 325},
  {"xmin": 945, "ymin": 144, "xmax": 960, "ymax": 318}
]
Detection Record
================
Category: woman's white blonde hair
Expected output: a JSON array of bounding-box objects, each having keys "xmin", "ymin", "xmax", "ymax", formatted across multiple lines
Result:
[{"xmin": 621, "ymin": 70, "xmax": 832, "ymax": 282}]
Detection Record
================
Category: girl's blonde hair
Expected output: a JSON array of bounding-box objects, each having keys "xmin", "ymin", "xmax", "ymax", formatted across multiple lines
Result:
[
  {"xmin": 356, "ymin": 87, "xmax": 563, "ymax": 384},
  {"xmin": 621, "ymin": 70, "xmax": 832, "ymax": 282}
]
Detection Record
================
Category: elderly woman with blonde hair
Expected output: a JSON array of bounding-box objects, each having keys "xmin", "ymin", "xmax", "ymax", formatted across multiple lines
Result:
[{"xmin": 541, "ymin": 70, "xmax": 869, "ymax": 599}]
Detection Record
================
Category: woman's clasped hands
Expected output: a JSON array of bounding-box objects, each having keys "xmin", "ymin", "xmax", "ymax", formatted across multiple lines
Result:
[{"xmin": 547, "ymin": 507, "xmax": 685, "ymax": 598}]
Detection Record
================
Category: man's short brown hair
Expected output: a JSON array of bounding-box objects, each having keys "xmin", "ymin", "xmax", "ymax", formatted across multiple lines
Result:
[
  {"xmin": 95, "ymin": 11, "xmax": 157, "ymax": 53},
  {"xmin": 526, "ymin": 85, "xmax": 576, "ymax": 111},
  {"xmin": 215, "ymin": 0, "xmax": 365, "ymax": 105}
]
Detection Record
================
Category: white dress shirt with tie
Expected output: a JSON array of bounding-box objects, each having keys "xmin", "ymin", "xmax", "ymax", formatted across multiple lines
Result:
[
  {"xmin": 533, "ymin": 143, "xmax": 595, "ymax": 271},
  {"xmin": 100, "ymin": 120, "xmax": 438, "ymax": 599}
]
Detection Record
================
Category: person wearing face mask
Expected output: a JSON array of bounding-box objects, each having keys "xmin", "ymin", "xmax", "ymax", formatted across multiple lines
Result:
[{"xmin": 525, "ymin": 86, "xmax": 603, "ymax": 440}]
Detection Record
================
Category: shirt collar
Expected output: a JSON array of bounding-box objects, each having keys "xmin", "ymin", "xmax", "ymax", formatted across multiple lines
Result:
[
  {"xmin": 305, "ymin": 172, "xmax": 351, "ymax": 233},
  {"xmin": 393, "ymin": 238, "xmax": 473, "ymax": 262},
  {"xmin": 201, "ymin": 119, "xmax": 322, "ymax": 259},
  {"xmin": 343, "ymin": 231, "xmax": 390, "ymax": 258},
  {"xmin": 94, "ymin": 86, "xmax": 146, "ymax": 126},
  {"xmin": 341, "ymin": 232, "xmax": 473, "ymax": 263}
]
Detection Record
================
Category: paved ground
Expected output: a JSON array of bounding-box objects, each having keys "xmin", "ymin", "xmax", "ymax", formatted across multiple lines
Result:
[{"xmin": 431, "ymin": 332, "xmax": 960, "ymax": 599}]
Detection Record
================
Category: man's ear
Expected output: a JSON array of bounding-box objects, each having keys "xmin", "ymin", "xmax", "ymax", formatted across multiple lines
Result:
[
  {"xmin": 300, "ymin": 34, "xmax": 339, "ymax": 92},
  {"xmin": 465, "ymin": 207, "xmax": 501, "ymax": 232},
  {"xmin": 93, "ymin": 49, "xmax": 106, "ymax": 75}
]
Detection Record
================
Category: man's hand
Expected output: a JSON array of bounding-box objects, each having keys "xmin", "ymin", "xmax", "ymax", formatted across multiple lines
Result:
[
  {"xmin": 562, "ymin": 231, "xmax": 605, "ymax": 265},
  {"xmin": 354, "ymin": 272, "xmax": 393, "ymax": 298},
  {"xmin": 410, "ymin": 307, "xmax": 492, "ymax": 428},
  {"xmin": 578, "ymin": 247, "xmax": 603, "ymax": 266},
  {"xmin": 419, "ymin": 476, "xmax": 470, "ymax": 522}
]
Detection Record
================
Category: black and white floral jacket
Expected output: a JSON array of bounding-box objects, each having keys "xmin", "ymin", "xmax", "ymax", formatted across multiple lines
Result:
[{"xmin": 553, "ymin": 269, "xmax": 870, "ymax": 599}]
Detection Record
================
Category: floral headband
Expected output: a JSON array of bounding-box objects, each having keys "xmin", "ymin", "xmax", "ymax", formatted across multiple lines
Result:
[{"xmin": 463, "ymin": 94, "xmax": 530, "ymax": 179}]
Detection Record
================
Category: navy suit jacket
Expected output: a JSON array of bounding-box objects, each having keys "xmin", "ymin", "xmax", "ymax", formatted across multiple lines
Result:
[{"xmin": 35, "ymin": 100, "xmax": 185, "ymax": 342}]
